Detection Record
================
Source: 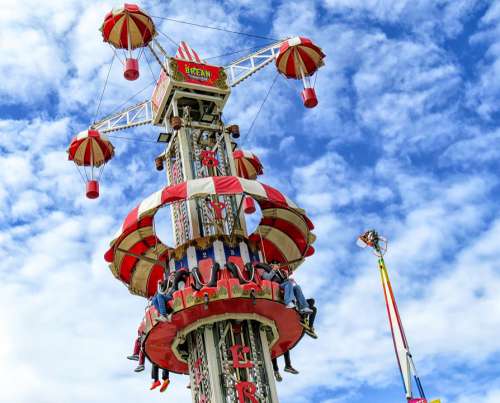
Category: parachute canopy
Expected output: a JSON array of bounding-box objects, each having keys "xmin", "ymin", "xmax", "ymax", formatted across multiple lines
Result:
[
  {"xmin": 67, "ymin": 129, "xmax": 114, "ymax": 167},
  {"xmin": 233, "ymin": 150, "xmax": 263, "ymax": 180},
  {"xmin": 105, "ymin": 176, "xmax": 315, "ymax": 297},
  {"xmin": 276, "ymin": 36, "xmax": 325, "ymax": 79},
  {"xmin": 101, "ymin": 3, "xmax": 156, "ymax": 50}
]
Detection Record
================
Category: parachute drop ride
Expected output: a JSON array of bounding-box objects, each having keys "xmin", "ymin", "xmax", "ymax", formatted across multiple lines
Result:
[
  {"xmin": 357, "ymin": 230, "xmax": 441, "ymax": 403},
  {"xmin": 69, "ymin": 3, "xmax": 325, "ymax": 401},
  {"xmin": 67, "ymin": 129, "xmax": 114, "ymax": 198}
]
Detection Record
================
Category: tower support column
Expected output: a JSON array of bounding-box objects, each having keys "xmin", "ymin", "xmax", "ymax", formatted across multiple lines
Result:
[{"xmin": 187, "ymin": 318, "xmax": 279, "ymax": 403}]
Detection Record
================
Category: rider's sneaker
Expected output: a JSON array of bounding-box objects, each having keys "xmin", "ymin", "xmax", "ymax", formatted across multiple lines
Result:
[
  {"xmin": 305, "ymin": 327, "xmax": 318, "ymax": 339},
  {"xmin": 284, "ymin": 365, "xmax": 299, "ymax": 375},
  {"xmin": 274, "ymin": 371, "xmax": 283, "ymax": 382},
  {"xmin": 150, "ymin": 380, "xmax": 161, "ymax": 390},
  {"xmin": 160, "ymin": 379, "xmax": 170, "ymax": 392}
]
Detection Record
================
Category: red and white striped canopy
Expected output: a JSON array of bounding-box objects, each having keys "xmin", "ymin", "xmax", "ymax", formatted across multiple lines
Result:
[
  {"xmin": 249, "ymin": 203, "xmax": 315, "ymax": 268},
  {"xmin": 101, "ymin": 3, "xmax": 156, "ymax": 50},
  {"xmin": 67, "ymin": 130, "xmax": 115, "ymax": 167},
  {"xmin": 105, "ymin": 176, "xmax": 315, "ymax": 297},
  {"xmin": 175, "ymin": 41, "xmax": 205, "ymax": 64},
  {"xmin": 233, "ymin": 150, "xmax": 263, "ymax": 180},
  {"xmin": 276, "ymin": 36, "xmax": 325, "ymax": 79}
]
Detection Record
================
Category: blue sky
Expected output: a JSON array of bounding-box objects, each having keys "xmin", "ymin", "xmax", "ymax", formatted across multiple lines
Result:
[{"xmin": 1, "ymin": 0, "xmax": 500, "ymax": 402}]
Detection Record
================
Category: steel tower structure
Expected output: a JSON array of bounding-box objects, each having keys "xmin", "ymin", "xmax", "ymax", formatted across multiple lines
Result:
[{"xmin": 69, "ymin": 5, "xmax": 324, "ymax": 402}]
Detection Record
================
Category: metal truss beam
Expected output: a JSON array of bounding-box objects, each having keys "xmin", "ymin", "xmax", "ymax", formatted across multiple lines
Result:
[
  {"xmin": 225, "ymin": 40, "xmax": 286, "ymax": 88},
  {"xmin": 91, "ymin": 100, "xmax": 153, "ymax": 133}
]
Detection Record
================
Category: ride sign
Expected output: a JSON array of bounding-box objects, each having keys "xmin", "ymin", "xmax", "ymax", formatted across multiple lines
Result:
[{"xmin": 170, "ymin": 58, "xmax": 227, "ymax": 89}]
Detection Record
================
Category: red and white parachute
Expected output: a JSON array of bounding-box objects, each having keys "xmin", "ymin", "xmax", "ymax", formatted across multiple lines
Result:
[
  {"xmin": 276, "ymin": 36, "xmax": 325, "ymax": 108},
  {"xmin": 100, "ymin": 3, "xmax": 156, "ymax": 80},
  {"xmin": 67, "ymin": 129, "xmax": 114, "ymax": 199}
]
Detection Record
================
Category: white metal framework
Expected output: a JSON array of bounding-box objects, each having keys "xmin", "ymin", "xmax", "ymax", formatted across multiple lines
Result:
[
  {"xmin": 91, "ymin": 40, "xmax": 287, "ymax": 134},
  {"xmin": 224, "ymin": 41, "xmax": 285, "ymax": 88},
  {"xmin": 92, "ymin": 100, "xmax": 153, "ymax": 133}
]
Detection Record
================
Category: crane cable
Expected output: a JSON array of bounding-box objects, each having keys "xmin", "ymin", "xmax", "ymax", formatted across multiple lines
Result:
[
  {"xmin": 156, "ymin": 29, "xmax": 179, "ymax": 47},
  {"xmin": 150, "ymin": 15, "xmax": 279, "ymax": 41},
  {"xmin": 246, "ymin": 72, "xmax": 279, "ymax": 138},
  {"xmin": 104, "ymin": 81, "xmax": 156, "ymax": 120}
]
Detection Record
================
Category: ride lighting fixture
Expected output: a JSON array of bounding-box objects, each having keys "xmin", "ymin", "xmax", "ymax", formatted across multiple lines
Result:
[
  {"xmin": 157, "ymin": 132, "xmax": 173, "ymax": 143},
  {"xmin": 201, "ymin": 112, "xmax": 217, "ymax": 123}
]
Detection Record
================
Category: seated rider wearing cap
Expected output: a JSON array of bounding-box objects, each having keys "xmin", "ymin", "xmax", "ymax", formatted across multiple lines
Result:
[{"xmin": 260, "ymin": 261, "xmax": 313, "ymax": 315}]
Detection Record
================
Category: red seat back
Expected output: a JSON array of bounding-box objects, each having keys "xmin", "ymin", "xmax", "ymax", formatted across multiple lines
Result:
[{"xmin": 198, "ymin": 258, "xmax": 214, "ymax": 284}]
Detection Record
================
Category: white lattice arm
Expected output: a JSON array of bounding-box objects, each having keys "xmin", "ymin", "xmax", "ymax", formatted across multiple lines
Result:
[
  {"xmin": 225, "ymin": 40, "xmax": 286, "ymax": 87},
  {"xmin": 91, "ymin": 100, "xmax": 153, "ymax": 133}
]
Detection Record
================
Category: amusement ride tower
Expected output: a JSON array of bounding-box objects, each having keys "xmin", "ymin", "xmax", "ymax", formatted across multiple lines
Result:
[{"xmin": 68, "ymin": 4, "xmax": 325, "ymax": 402}]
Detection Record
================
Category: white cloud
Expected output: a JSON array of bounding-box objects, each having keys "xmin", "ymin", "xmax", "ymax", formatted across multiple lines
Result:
[
  {"xmin": 322, "ymin": 0, "xmax": 480, "ymax": 39},
  {"xmin": 456, "ymin": 388, "xmax": 500, "ymax": 403},
  {"xmin": 276, "ymin": 143, "xmax": 498, "ymax": 402},
  {"xmin": 293, "ymin": 152, "xmax": 394, "ymax": 213},
  {"xmin": 440, "ymin": 127, "xmax": 500, "ymax": 167},
  {"xmin": 466, "ymin": 2, "xmax": 500, "ymax": 120},
  {"xmin": 0, "ymin": 0, "xmax": 79, "ymax": 103}
]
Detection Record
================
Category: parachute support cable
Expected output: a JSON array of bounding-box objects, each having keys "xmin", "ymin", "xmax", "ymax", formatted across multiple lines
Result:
[
  {"xmin": 73, "ymin": 163, "xmax": 88, "ymax": 186},
  {"xmin": 109, "ymin": 44, "xmax": 124, "ymax": 65},
  {"xmin": 144, "ymin": 51, "xmax": 159, "ymax": 84},
  {"xmin": 136, "ymin": 45, "xmax": 145, "ymax": 62},
  {"xmin": 313, "ymin": 69, "xmax": 318, "ymax": 89},
  {"xmin": 93, "ymin": 53, "xmax": 116, "ymax": 124},
  {"xmin": 150, "ymin": 15, "xmax": 280, "ymax": 41},
  {"xmin": 246, "ymin": 72, "xmax": 279, "ymax": 138},
  {"xmin": 97, "ymin": 163, "xmax": 106, "ymax": 182}
]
